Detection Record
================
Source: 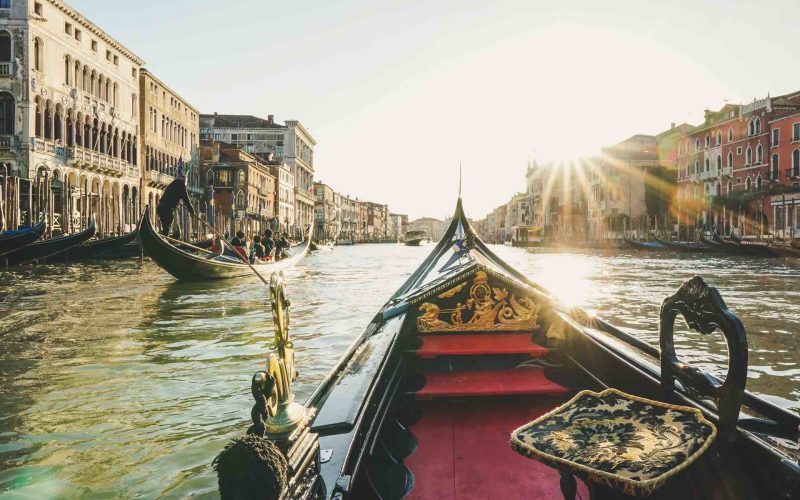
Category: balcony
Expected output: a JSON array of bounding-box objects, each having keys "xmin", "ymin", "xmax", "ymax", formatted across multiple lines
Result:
[
  {"xmin": 699, "ymin": 171, "xmax": 712, "ymax": 180},
  {"xmin": 722, "ymin": 167, "xmax": 732, "ymax": 176},
  {"xmin": 147, "ymin": 169, "xmax": 175, "ymax": 188},
  {"xmin": 689, "ymin": 173, "xmax": 699, "ymax": 182},
  {"xmin": 0, "ymin": 62, "xmax": 14, "ymax": 77},
  {"xmin": 67, "ymin": 144, "xmax": 135, "ymax": 178}
]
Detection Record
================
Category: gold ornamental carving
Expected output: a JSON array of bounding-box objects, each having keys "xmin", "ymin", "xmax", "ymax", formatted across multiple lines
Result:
[{"xmin": 417, "ymin": 271, "xmax": 541, "ymax": 332}]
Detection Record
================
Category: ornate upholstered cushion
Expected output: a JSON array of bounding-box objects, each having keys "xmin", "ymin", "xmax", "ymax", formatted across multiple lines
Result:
[{"xmin": 509, "ymin": 388, "xmax": 717, "ymax": 497}]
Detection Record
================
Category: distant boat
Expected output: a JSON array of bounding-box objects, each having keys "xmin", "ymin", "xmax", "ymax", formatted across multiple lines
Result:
[
  {"xmin": 404, "ymin": 230, "xmax": 427, "ymax": 246},
  {"xmin": 623, "ymin": 237, "xmax": 667, "ymax": 251}
]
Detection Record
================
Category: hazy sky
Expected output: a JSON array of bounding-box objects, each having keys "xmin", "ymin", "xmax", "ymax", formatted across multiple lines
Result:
[{"xmin": 72, "ymin": 0, "xmax": 800, "ymax": 219}]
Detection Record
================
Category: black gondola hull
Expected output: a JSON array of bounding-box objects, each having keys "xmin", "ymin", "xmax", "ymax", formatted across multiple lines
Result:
[
  {"xmin": 2, "ymin": 220, "xmax": 96, "ymax": 265},
  {"xmin": 138, "ymin": 205, "xmax": 311, "ymax": 281},
  {"xmin": 0, "ymin": 218, "xmax": 46, "ymax": 258}
]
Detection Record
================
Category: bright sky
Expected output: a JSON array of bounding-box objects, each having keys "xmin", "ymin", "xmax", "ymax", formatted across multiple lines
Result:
[{"xmin": 73, "ymin": 0, "xmax": 800, "ymax": 220}]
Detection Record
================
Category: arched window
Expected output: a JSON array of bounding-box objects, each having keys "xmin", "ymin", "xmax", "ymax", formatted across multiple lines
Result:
[
  {"xmin": 0, "ymin": 31, "xmax": 11, "ymax": 63},
  {"xmin": 685, "ymin": 162, "xmax": 689, "ymax": 177},
  {"xmin": 33, "ymin": 37, "xmax": 42, "ymax": 72},
  {"xmin": 755, "ymin": 118, "xmax": 761, "ymax": 134},
  {"xmin": 756, "ymin": 143, "xmax": 763, "ymax": 163},
  {"xmin": 704, "ymin": 158, "xmax": 710, "ymax": 172},
  {"xmin": 728, "ymin": 128, "xmax": 733, "ymax": 142},
  {"xmin": 727, "ymin": 151, "xmax": 733, "ymax": 168},
  {"xmin": 704, "ymin": 134, "xmax": 710, "ymax": 148},
  {"xmin": 694, "ymin": 159, "xmax": 699, "ymax": 174},
  {"xmin": 695, "ymin": 139, "xmax": 700, "ymax": 151},
  {"xmin": 745, "ymin": 177, "xmax": 752, "ymax": 191},
  {"xmin": 746, "ymin": 146, "xmax": 752, "ymax": 165},
  {"xmin": 237, "ymin": 169, "xmax": 246, "ymax": 188},
  {"xmin": 771, "ymin": 154, "xmax": 779, "ymax": 180},
  {"xmin": 715, "ymin": 182, "xmax": 720, "ymax": 196},
  {"xmin": 727, "ymin": 180, "xmax": 732, "ymax": 194},
  {"xmin": 756, "ymin": 175, "xmax": 762, "ymax": 190},
  {"xmin": 0, "ymin": 91, "xmax": 13, "ymax": 134},
  {"xmin": 793, "ymin": 149, "xmax": 800, "ymax": 177},
  {"xmin": 716, "ymin": 155, "xmax": 721, "ymax": 171},
  {"xmin": 716, "ymin": 131, "xmax": 722, "ymax": 145}
]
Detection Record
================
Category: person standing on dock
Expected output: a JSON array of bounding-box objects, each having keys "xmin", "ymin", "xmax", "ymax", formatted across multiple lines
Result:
[{"xmin": 157, "ymin": 173, "xmax": 197, "ymax": 237}]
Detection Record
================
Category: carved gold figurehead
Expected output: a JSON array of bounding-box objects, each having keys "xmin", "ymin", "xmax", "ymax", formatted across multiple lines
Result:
[{"xmin": 416, "ymin": 270, "xmax": 541, "ymax": 333}]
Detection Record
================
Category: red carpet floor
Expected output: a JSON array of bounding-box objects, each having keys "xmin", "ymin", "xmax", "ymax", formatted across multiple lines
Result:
[
  {"xmin": 417, "ymin": 334, "xmax": 549, "ymax": 358},
  {"xmin": 406, "ymin": 398, "xmax": 588, "ymax": 500},
  {"xmin": 416, "ymin": 368, "xmax": 569, "ymax": 399}
]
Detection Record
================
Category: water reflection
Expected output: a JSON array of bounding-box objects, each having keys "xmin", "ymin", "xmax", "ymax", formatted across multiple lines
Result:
[{"xmin": 0, "ymin": 244, "xmax": 798, "ymax": 497}]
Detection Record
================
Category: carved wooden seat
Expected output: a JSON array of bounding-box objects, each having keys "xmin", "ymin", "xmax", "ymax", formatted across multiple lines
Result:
[{"xmin": 510, "ymin": 276, "xmax": 748, "ymax": 499}]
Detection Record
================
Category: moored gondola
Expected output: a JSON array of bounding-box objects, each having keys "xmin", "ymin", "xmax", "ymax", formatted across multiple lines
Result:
[
  {"xmin": 139, "ymin": 205, "xmax": 312, "ymax": 281},
  {"xmin": 0, "ymin": 217, "xmax": 46, "ymax": 257},
  {"xmin": 214, "ymin": 197, "xmax": 800, "ymax": 500},
  {"xmin": 655, "ymin": 238, "xmax": 716, "ymax": 253},
  {"xmin": 2, "ymin": 219, "xmax": 97, "ymax": 265},
  {"xmin": 623, "ymin": 237, "xmax": 667, "ymax": 251},
  {"xmin": 46, "ymin": 226, "xmax": 139, "ymax": 263}
]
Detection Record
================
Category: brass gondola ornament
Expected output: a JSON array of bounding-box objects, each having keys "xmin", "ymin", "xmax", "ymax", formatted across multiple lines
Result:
[
  {"xmin": 214, "ymin": 271, "xmax": 322, "ymax": 500},
  {"xmin": 250, "ymin": 271, "xmax": 309, "ymax": 438}
]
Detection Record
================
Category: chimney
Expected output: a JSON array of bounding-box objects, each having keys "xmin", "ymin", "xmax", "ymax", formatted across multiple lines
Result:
[
  {"xmin": 268, "ymin": 115, "xmax": 274, "ymax": 124},
  {"xmin": 670, "ymin": 122, "xmax": 675, "ymax": 129},
  {"xmin": 703, "ymin": 109, "xmax": 712, "ymax": 124},
  {"xmin": 214, "ymin": 111, "xmax": 218, "ymax": 116}
]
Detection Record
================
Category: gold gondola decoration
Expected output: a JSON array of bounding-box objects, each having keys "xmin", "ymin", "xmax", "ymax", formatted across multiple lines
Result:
[
  {"xmin": 417, "ymin": 270, "xmax": 541, "ymax": 332},
  {"xmin": 250, "ymin": 271, "xmax": 308, "ymax": 437}
]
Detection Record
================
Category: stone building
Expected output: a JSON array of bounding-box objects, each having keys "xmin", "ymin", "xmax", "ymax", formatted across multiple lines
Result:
[
  {"xmin": 199, "ymin": 142, "xmax": 275, "ymax": 238},
  {"xmin": 0, "ymin": 0, "xmax": 143, "ymax": 236},
  {"xmin": 408, "ymin": 216, "xmax": 446, "ymax": 242},
  {"xmin": 257, "ymin": 153, "xmax": 293, "ymax": 235},
  {"xmin": 313, "ymin": 181, "xmax": 339, "ymax": 240},
  {"xmin": 198, "ymin": 113, "xmax": 316, "ymax": 239},
  {"xmin": 139, "ymin": 68, "xmax": 200, "ymax": 234},
  {"xmin": 364, "ymin": 201, "xmax": 388, "ymax": 241},
  {"xmin": 337, "ymin": 194, "xmax": 360, "ymax": 242},
  {"xmin": 388, "ymin": 212, "xmax": 408, "ymax": 240},
  {"xmin": 674, "ymin": 93, "xmax": 800, "ymax": 239}
]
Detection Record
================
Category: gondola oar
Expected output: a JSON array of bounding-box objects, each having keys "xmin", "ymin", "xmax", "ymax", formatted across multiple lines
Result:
[{"xmin": 192, "ymin": 214, "xmax": 270, "ymax": 286}]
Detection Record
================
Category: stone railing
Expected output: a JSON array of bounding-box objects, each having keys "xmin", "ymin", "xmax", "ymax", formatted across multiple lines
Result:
[
  {"xmin": 722, "ymin": 167, "xmax": 732, "ymax": 176},
  {"xmin": 0, "ymin": 62, "xmax": 14, "ymax": 76},
  {"xmin": 0, "ymin": 135, "xmax": 11, "ymax": 148},
  {"xmin": 68, "ymin": 144, "xmax": 134, "ymax": 178}
]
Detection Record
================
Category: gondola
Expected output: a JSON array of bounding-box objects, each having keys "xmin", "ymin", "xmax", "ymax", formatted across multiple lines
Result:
[
  {"xmin": 214, "ymin": 197, "xmax": 800, "ymax": 500},
  {"xmin": 622, "ymin": 237, "xmax": 667, "ymax": 251},
  {"xmin": 138, "ymin": 205, "xmax": 312, "ymax": 281},
  {"xmin": 712, "ymin": 234, "xmax": 776, "ymax": 257},
  {"xmin": 46, "ymin": 226, "xmax": 139, "ymax": 262},
  {"xmin": 2, "ymin": 220, "xmax": 96, "ymax": 265},
  {"xmin": 0, "ymin": 217, "xmax": 46, "ymax": 257},
  {"xmin": 655, "ymin": 238, "xmax": 716, "ymax": 254}
]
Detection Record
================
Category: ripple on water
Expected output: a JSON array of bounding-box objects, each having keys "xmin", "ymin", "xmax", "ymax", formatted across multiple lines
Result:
[{"xmin": 0, "ymin": 245, "xmax": 798, "ymax": 497}]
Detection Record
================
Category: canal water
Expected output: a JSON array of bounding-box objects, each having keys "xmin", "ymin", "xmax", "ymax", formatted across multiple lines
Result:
[{"xmin": 0, "ymin": 244, "xmax": 798, "ymax": 498}]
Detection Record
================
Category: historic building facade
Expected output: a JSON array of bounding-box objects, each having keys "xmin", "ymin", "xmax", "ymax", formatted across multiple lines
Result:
[
  {"xmin": 199, "ymin": 142, "xmax": 275, "ymax": 238},
  {"xmin": 0, "ymin": 0, "xmax": 143, "ymax": 236},
  {"xmin": 198, "ymin": 113, "xmax": 316, "ymax": 238},
  {"xmin": 674, "ymin": 93, "xmax": 800, "ymax": 238},
  {"xmin": 337, "ymin": 194, "xmax": 360, "ymax": 242},
  {"xmin": 139, "ymin": 68, "xmax": 200, "ymax": 227},
  {"xmin": 313, "ymin": 181, "xmax": 339, "ymax": 240}
]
